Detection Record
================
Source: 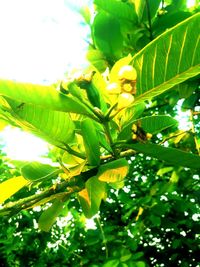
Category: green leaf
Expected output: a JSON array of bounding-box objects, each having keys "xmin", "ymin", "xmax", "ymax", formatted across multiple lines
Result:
[
  {"xmin": 0, "ymin": 176, "xmax": 28, "ymax": 204},
  {"xmin": 3, "ymin": 97, "xmax": 75, "ymax": 147},
  {"xmin": 102, "ymin": 259, "xmax": 120, "ymax": 267},
  {"xmin": 132, "ymin": 13, "xmax": 200, "ymax": 106},
  {"xmin": 0, "ymin": 80, "xmax": 94, "ymax": 117},
  {"xmin": 119, "ymin": 102, "xmax": 146, "ymax": 129},
  {"xmin": 38, "ymin": 199, "xmax": 64, "ymax": 232},
  {"xmin": 181, "ymin": 93, "xmax": 199, "ymax": 110},
  {"xmin": 21, "ymin": 162, "xmax": 60, "ymax": 182},
  {"xmin": 152, "ymin": 11, "xmax": 192, "ymax": 37},
  {"xmin": 131, "ymin": 252, "xmax": 144, "ymax": 260},
  {"xmin": 97, "ymin": 158, "xmax": 129, "ymax": 183},
  {"xmin": 126, "ymin": 143, "xmax": 200, "ymax": 169},
  {"xmin": 135, "ymin": 0, "xmax": 161, "ymax": 22},
  {"xmin": 78, "ymin": 176, "xmax": 106, "ymax": 218},
  {"xmin": 177, "ymin": 79, "xmax": 198, "ymax": 98},
  {"xmin": 87, "ymin": 48, "xmax": 108, "ymax": 73},
  {"xmin": 118, "ymin": 115, "xmax": 178, "ymax": 140},
  {"xmin": 92, "ymin": 11, "xmax": 123, "ymax": 60},
  {"xmin": 135, "ymin": 261, "xmax": 146, "ymax": 267},
  {"xmin": 94, "ymin": 0, "xmax": 137, "ymax": 24},
  {"xmin": 157, "ymin": 167, "xmax": 174, "ymax": 176},
  {"xmin": 81, "ymin": 118, "xmax": 100, "ymax": 166}
]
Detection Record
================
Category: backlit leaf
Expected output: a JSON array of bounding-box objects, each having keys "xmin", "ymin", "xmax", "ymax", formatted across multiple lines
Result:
[
  {"xmin": 21, "ymin": 162, "xmax": 60, "ymax": 182},
  {"xmin": 0, "ymin": 80, "xmax": 94, "ymax": 117},
  {"xmin": 132, "ymin": 13, "xmax": 200, "ymax": 106},
  {"xmin": 97, "ymin": 158, "xmax": 129, "ymax": 182},
  {"xmin": 0, "ymin": 176, "xmax": 28, "ymax": 204},
  {"xmin": 4, "ymin": 97, "xmax": 75, "ymax": 147}
]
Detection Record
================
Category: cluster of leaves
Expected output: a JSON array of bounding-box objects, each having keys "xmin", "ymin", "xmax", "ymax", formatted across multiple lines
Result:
[{"xmin": 0, "ymin": 0, "xmax": 200, "ymax": 266}]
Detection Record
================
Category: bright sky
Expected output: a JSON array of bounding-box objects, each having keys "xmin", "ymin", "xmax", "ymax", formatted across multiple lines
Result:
[
  {"xmin": 0, "ymin": 0, "xmax": 91, "ymax": 160},
  {"xmin": 0, "ymin": 0, "xmax": 91, "ymax": 83}
]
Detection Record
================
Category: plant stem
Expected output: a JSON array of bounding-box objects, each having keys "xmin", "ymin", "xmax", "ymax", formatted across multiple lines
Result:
[
  {"xmin": 65, "ymin": 144, "xmax": 86, "ymax": 160},
  {"xmin": 95, "ymin": 217, "xmax": 108, "ymax": 259},
  {"xmin": 145, "ymin": 0, "xmax": 153, "ymax": 41}
]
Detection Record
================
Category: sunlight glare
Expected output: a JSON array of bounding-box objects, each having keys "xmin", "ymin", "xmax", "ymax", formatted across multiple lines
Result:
[
  {"xmin": 186, "ymin": 0, "xmax": 196, "ymax": 8},
  {"xmin": 0, "ymin": 127, "xmax": 49, "ymax": 162},
  {"xmin": 0, "ymin": 0, "xmax": 89, "ymax": 83}
]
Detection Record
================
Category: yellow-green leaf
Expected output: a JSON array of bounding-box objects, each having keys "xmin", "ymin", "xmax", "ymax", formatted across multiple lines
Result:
[
  {"xmin": 97, "ymin": 158, "xmax": 129, "ymax": 182},
  {"xmin": 0, "ymin": 176, "xmax": 28, "ymax": 204},
  {"xmin": 78, "ymin": 176, "xmax": 106, "ymax": 218}
]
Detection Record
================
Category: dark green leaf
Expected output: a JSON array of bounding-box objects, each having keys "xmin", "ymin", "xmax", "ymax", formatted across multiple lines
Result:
[{"xmin": 126, "ymin": 143, "xmax": 200, "ymax": 169}]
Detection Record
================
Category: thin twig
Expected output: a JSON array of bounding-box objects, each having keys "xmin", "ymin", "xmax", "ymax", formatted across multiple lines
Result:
[{"xmin": 95, "ymin": 217, "xmax": 108, "ymax": 259}]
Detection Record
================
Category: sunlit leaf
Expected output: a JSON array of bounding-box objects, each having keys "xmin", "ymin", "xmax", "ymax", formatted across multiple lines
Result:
[
  {"xmin": 97, "ymin": 158, "xmax": 129, "ymax": 182},
  {"xmin": 132, "ymin": 13, "xmax": 200, "ymax": 105},
  {"xmin": 0, "ymin": 80, "xmax": 94, "ymax": 117},
  {"xmin": 0, "ymin": 176, "xmax": 28, "ymax": 204},
  {"xmin": 3, "ymin": 97, "xmax": 75, "ymax": 147},
  {"xmin": 21, "ymin": 162, "xmax": 60, "ymax": 182}
]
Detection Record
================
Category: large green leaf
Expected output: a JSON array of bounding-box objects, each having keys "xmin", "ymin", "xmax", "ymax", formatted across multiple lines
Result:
[
  {"xmin": 126, "ymin": 143, "xmax": 200, "ymax": 169},
  {"xmin": 92, "ymin": 11, "xmax": 123, "ymax": 60},
  {"xmin": 132, "ymin": 13, "xmax": 200, "ymax": 105},
  {"xmin": 78, "ymin": 176, "xmax": 106, "ymax": 218},
  {"xmin": 94, "ymin": 0, "xmax": 137, "ymax": 24},
  {"xmin": 1, "ymin": 97, "xmax": 75, "ymax": 147},
  {"xmin": 21, "ymin": 162, "xmax": 61, "ymax": 182},
  {"xmin": 118, "ymin": 115, "xmax": 178, "ymax": 140},
  {"xmin": 0, "ymin": 80, "xmax": 94, "ymax": 117}
]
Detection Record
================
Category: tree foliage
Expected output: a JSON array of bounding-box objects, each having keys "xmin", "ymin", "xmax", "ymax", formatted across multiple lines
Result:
[{"xmin": 0, "ymin": 0, "xmax": 200, "ymax": 266}]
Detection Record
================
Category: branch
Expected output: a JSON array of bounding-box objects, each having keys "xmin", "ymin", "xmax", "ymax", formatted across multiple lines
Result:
[{"xmin": 0, "ymin": 167, "xmax": 99, "ymax": 216}]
